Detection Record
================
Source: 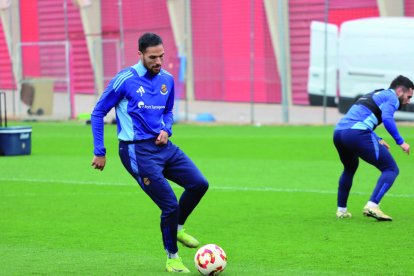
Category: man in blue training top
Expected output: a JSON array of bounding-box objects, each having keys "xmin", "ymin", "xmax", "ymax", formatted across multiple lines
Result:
[
  {"xmin": 334, "ymin": 75, "xmax": 413, "ymax": 221},
  {"xmin": 91, "ymin": 33, "xmax": 208, "ymax": 273}
]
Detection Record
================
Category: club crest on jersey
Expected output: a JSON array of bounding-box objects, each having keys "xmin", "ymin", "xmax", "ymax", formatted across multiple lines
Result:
[
  {"xmin": 143, "ymin": 177, "xmax": 151, "ymax": 185},
  {"xmin": 136, "ymin": 86, "xmax": 145, "ymax": 97},
  {"xmin": 160, "ymin": 84, "xmax": 168, "ymax": 95}
]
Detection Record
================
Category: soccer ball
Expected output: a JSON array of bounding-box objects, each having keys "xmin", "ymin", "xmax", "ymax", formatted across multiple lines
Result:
[{"xmin": 194, "ymin": 244, "xmax": 227, "ymax": 275}]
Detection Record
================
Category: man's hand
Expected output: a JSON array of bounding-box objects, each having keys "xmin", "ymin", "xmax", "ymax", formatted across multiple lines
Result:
[
  {"xmin": 400, "ymin": 142, "xmax": 410, "ymax": 155},
  {"xmin": 92, "ymin": 156, "xmax": 106, "ymax": 171},
  {"xmin": 155, "ymin": 130, "xmax": 169, "ymax": 146},
  {"xmin": 379, "ymin": 139, "xmax": 390, "ymax": 150}
]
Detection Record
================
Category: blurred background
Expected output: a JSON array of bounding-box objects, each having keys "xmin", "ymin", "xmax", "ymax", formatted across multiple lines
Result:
[{"xmin": 1, "ymin": 0, "xmax": 413, "ymax": 124}]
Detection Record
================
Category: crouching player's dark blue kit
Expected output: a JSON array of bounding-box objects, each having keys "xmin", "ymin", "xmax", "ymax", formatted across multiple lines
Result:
[
  {"xmin": 333, "ymin": 89, "xmax": 403, "ymax": 208},
  {"xmin": 91, "ymin": 61, "xmax": 208, "ymax": 255}
]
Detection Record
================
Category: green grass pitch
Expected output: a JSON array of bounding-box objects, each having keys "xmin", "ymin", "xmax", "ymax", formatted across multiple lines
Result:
[{"xmin": 1, "ymin": 122, "xmax": 414, "ymax": 275}]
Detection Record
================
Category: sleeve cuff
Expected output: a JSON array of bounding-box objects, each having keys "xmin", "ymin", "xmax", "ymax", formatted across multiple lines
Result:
[
  {"xmin": 163, "ymin": 127, "xmax": 172, "ymax": 137},
  {"xmin": 94, "ymin": 148, "xmax": 106, "ymax": 156}
]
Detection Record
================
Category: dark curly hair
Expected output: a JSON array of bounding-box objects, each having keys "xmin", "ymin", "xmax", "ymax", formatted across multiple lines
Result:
[
  {"xmin": 389, "ymin": 75, "xmax": 414, "ymax": 91},
  {"xmin": 138, "ymin": 33, "xmax": 163, "ymax": 53}
]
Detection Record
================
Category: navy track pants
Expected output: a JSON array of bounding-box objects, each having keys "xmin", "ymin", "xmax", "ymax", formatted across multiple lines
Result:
[
  {"xmin": 119, "ymin": 139, "xmax": 209, "ymax": 254},
  {"xmin": 333, "ymin": 129, "xmax": 399, "ymax": 207}
]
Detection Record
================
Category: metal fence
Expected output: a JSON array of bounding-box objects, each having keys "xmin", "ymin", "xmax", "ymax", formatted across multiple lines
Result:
[{"xmin": 0, "ymin": 0, "xmax": 412, "ymax": 123}]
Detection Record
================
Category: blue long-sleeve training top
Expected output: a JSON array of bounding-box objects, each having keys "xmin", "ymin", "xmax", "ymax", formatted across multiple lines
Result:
[
  {"xmin": 335, "ymin": 88, "xmax": 404, "ymax": 145},
  {"xmin": 91, "ymin": 61, "xmax": 175, "ymax": 156}
]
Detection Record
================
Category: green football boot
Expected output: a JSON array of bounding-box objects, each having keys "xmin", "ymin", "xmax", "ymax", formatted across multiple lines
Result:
[
  {"xmin": 165, "ymin": 257, "xmax": 190, "ymax": 273},
  {"xmin": 177, "ymin": 228, "xmax": 200, "ymax": 248}
]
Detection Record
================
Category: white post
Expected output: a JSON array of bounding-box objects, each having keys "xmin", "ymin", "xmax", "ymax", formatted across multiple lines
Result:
[
  {"xmin": 0, "ymin": 0, "xmax": 22, "ymax": 116},
  {"xmin": 377, "ymin": 0, "xmax": 404, "ymax": 16},
  {"xmin": 264, "ymin": 0, "xmax": 291, "ymax": 123},
  {"xmin": 74, "ymin": 0, "xmax": 104, "ymax": 96}
]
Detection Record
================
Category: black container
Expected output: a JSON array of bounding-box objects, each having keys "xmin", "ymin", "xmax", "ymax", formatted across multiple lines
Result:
[
  {"xmin": 0, "ymin": 91, "xmax": 32, "ymax": 156},
  {"xmin": 0, "ymin": 126, "xmax": 32, "ymax": 156}
]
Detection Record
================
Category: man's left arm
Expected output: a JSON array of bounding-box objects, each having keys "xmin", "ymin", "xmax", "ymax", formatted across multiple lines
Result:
[
  {"xmin": 162, "ymin": 82, "xmax": 175, "ymax": 136},
  {"xmin": 156, "ymin": 82, "xmax": 175, "ymax": 146}
]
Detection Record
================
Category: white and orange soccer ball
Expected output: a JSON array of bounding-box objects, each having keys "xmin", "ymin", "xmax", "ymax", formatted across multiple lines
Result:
[{"xmin": 194, "ymin": 244, "xmax": 227, "ymax": 275}]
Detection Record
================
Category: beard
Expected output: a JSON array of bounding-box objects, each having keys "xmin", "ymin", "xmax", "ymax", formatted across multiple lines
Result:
[
  {"xmin": 143, "ymin": 60, "xmax": 161, "ymax": 75},
  {"xmin": 150, "ymin": 66, "xmax": 161, "ymax": 74},
  {"xmin": 398, "ymin": 96, "xmax": 405, "ymax": 110}
]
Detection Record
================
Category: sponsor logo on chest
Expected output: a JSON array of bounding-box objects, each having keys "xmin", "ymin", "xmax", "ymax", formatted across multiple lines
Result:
[{"xmin": 137, "ymin": 101, "xmax": 165, "ymax": 110}]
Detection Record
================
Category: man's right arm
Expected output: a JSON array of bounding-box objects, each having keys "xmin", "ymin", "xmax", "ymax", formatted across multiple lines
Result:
[
  {"xmin": 91, "ymin": 74, "xmax": 127, "ymax": 164},
  {"xmin": 382, "ymin": 118, "xmax": 410, "ymax": 154},
  {"xmin": 91, "ymin": 156, "xmax": 106, "ymax": 171},
  {"xmin": 91, "ymin": 104, "xmax": 109, "ymax": 170},
  {"xmin": 381, "ymin": 93, "xmax": 409, "ymax": 154}
]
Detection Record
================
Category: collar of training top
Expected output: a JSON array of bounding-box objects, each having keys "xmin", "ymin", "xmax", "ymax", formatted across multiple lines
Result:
[{"xmin": 132, "ymin": 61, "xmax": 161, "ymax": 77}]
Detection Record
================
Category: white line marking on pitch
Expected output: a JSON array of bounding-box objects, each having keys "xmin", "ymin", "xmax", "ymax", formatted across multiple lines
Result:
[{"xmin": 1, "ymin": 177, "xmax": 413, "ymax": 198}]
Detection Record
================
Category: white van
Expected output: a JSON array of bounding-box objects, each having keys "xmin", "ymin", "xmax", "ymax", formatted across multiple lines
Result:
[
  {"xmin": 308, "ymin": 17, "xmax": 414, "ymax": 118},
  {"xmin": 307, "ymin": 21, "xmax": 338, "ymax": 107}
]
